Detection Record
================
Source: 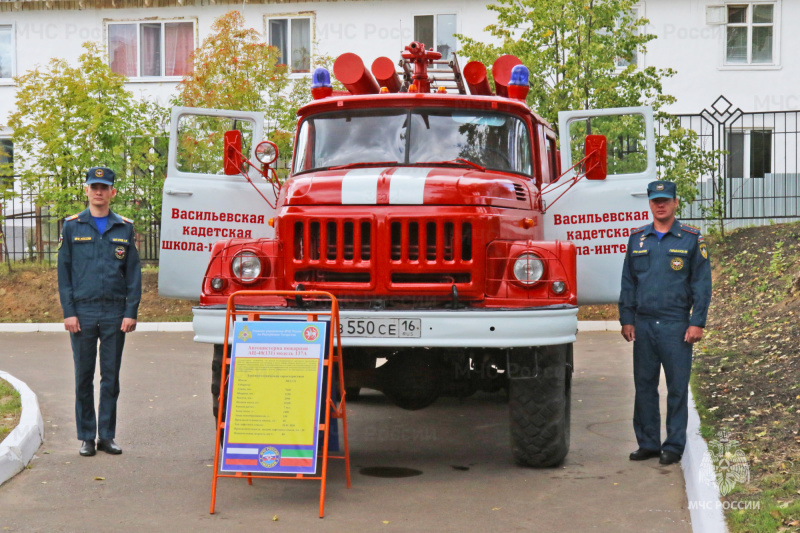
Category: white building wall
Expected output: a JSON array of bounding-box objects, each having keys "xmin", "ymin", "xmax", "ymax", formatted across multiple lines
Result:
[
  {"xmin": 643, "ymin": 0, "xmax": 797, "ymax": 114},
  {"xmin": 1, "ymin": 0, "xmax": 797, "ymax": 127},
  {"xmin": 0, "ymin": 0, "xmax": 497, "ymax": 132}
]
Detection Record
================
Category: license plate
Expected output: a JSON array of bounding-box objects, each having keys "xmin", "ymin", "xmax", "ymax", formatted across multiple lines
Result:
[{"xmin": 339, "ymin": 318, "xmax": 421, "ymax": 338}]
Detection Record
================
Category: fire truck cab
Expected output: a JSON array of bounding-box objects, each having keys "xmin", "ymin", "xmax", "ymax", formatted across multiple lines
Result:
[{"xmin": 159, "ymin": 44, "xmax": 656, "ymax": 467}]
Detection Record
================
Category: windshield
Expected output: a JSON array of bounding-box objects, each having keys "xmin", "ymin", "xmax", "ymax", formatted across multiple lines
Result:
[{"xmin": 293, "ymin": 108, "xmax": 532, "ymax": 175}]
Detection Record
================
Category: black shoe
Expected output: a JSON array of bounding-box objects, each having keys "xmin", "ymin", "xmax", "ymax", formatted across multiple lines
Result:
[
  {"xmin": 97, "ymin": 438, "xmax": 122, "ymax": 455},
  {"xmin": 79, "ymin": 440, "xmax": 96, "ymax": 457},
  {"xmin": 629, "ymin": 448, "xmax": 661, "ymax": 461},
  {"xmin": 659, "ymin": 450, "xmax": 682, "ymax": 465}
]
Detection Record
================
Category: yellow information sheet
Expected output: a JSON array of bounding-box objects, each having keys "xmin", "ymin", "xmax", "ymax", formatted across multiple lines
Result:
[{"xmin": 229, "ymin": 356, "xmax": 321, "ymax": 445}]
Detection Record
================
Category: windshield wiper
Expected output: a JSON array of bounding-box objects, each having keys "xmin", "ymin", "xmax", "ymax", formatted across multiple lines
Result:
[
  {"xmin": 410, "ymin": 158, "xmax": 486, "ymax": 172},
  {"xmin": 328, "ymin": 161, "xmax": 400, "ymax": 170}
]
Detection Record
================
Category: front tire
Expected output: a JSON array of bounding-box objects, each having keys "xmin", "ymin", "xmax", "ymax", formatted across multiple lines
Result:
[
  {"xmin": 211, "ymin": 344, "xmax": 228, "ymax": 421},
  {"xmin": 508, "ymin": 344, "xmax": 572, "ymax": 467}
]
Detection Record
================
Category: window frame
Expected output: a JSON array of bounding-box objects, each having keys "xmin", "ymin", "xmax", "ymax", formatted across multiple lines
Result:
[
  {"xmin": 264, "ymin": 13, "xmax": 315, "ymax": 77},
  {"xmin": 105, "ymin": 19, "xmax": 196, "ymax": 81},
  {"xmin": 720, "ymin": 1, "xmax": 780, "ymax": 70},
  {"xmin": 726, "ymin": 128, "xmax": 773, "ymax": 179},
  {"xmin": 411, "ymin": 12, "xmax": 460, "ymax": 61},
  {"xmin": 0, "ymin": 23, "xmax": 16, "ymax": 84}
]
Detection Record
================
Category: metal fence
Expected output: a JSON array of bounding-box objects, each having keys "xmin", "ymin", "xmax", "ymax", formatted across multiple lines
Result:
[
  {"xmin": 0, "ymin": 185, "xmax": 161, "ymax": 267},
  {"xmin": 668, "ymin": 96, "xmax": 800, "ymax": 232}
]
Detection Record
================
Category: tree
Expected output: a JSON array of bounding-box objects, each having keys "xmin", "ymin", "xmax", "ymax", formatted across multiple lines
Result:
[
  {"xmin": 172, "ymin": 11, "xmax": 296, "ymax": 173},
  {"xmin": 458, "ymin": 0, "xmax": 720, "ymax": 218},
  {"xmin": 172, "ymin": 11, "xmax": 340, "ymax": 181},
  {"xmin": 2, "ymin": 42, "xmax": 167, "ymax": 225}
]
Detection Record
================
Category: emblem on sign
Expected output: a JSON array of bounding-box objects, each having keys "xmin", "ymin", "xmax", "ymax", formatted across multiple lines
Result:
[
  {"xmin": 671, "ymin": 257, "xmax": 684, "ymax": 271},
  {"xmin": 238, "ymin": 325, "xmax": 252, "ymax": 342},
  {"xmin": 303, "ymin": 325, "xmax": 320, "ymax": 342},
  {"xmin": 114, "ymin": 246, "xmax": 126, "ymax": 260},
  {"xmin": 259, "ymin": 446, "xmax": 280, "ymax": 468}
]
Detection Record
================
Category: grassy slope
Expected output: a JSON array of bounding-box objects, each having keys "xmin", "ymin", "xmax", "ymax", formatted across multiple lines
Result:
[{"xmin": 692, "ymin": 221, "xmax": 800, "ymax": 532}]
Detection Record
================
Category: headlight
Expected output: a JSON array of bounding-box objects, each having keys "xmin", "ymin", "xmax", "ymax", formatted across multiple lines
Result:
[
  {"xmin": 231, "ymin": 251, "xmax": 261, "ymax": 283},
  {"xmin": 513, "ymin": 253, "xmax": 544, "ymax": 285}
]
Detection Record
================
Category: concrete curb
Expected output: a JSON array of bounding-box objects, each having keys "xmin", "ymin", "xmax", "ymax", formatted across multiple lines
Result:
[
  {"xmin": 577, "ymin": 320, "xmax": 619, "ymax": 332},
  {"xmin": 683, "ymin": 389, "xmax": 728, "ymax": 532},
  {"xmin": 0, "ymin": 372, "xmax": 44, "ymax": 487}
]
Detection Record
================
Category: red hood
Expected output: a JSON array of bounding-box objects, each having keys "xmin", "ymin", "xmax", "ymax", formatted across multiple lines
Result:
[{"xmin": 279, "ymin": 167, "xmax": 536, "ymax": 209}]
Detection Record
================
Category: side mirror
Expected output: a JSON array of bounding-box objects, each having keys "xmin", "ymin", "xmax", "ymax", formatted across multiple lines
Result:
[
  {"xmin": 584, "ymin": 134, "xmax": 607, "ymax": 180},
  {"xmin": 223, "ymin": 130, "xmax": 244, "ymax": 175}
]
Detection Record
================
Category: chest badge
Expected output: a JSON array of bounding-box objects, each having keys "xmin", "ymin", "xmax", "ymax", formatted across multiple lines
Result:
[
  {"xmin": 670, "ymin": 257, "xmax": 684, "ymax": 271},
  {"xmin": 115, "ymin": 246, "xmax": 126, "ymax": 260}
]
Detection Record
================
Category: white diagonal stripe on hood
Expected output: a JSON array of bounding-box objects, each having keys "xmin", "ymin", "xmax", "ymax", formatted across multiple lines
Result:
[
  {"xmin": 341, "ymin": 168, "xmax": 384, "ymax": 204},
  {"xmin": 389, "ymin": 167, "xmax": 431, "ymax": 204}
]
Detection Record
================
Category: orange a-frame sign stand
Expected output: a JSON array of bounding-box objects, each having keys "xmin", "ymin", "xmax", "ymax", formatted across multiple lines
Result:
[{"xmin": 209, "ymin": 290, "xmax": 351, "ymax": 518}]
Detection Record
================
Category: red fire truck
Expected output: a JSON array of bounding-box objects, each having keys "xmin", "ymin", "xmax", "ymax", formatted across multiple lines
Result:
[{"xmin": 159, "ymin": 42, "xmax": 656, "ymax": 467}]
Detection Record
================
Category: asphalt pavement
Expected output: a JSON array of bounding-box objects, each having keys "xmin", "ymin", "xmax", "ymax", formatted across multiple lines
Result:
[{"xmin": 0, "ymin": 331, "xmax": 692, "ymax": 532}]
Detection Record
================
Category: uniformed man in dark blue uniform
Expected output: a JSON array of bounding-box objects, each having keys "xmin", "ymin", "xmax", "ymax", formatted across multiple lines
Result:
[
  {"xmin": 57, "ymin": 167, "xmax": 142, "ymax": 457},
  {"xmin": 619, "ymin": 180, "xmax": 712, "ymax": 465}
]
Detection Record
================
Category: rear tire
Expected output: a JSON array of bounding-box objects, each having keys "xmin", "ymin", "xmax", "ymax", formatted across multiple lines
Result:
[
  {"xmin": 508, "ymin": 344, "xmax": 572, "ymax": 467},
  {"xmin": 380, "ymin": 351, "xmax": 443, "ymax": 410}
]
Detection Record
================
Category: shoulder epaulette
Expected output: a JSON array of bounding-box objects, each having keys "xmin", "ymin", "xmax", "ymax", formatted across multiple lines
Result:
[
  {"xmin": 680, "ymin": 223, "xmax": 700, "ymax": 235},
  {"xmin": 121, "ymin": 216, "xmax": 134, "ymax": 224},
  {"xmin": 65, "ymin": 213, "xmax": 79, "ymax": 221},
  {"xmin": 631, "ymin": 225, "xmax": 648, "ymax": 235}
]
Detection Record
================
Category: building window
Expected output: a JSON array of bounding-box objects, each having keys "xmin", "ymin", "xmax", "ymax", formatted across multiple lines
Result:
[
  {"xmin": 267, "ymin": 17, "xmax": 311, "ymax": 73},
  {"xmin": 108, "ymin": 21, "xmax": 194, "ymax": 78},
  {"xmin": 0, "ymin": 139, "xmax": 13, "ymax": 185},
  {"xmin": 726, "ymin": 3, "xmax": 775, "ymax": 64},
  {"xmin": 615, "ymin": 6, "xmax": 642, "ymax": 69},
  {"xmin": 413, "ymin": 14, "xmax": 457, "ymax": 60},
  {"xmin": 0, "ymin": 25, "xmax": 14, "ymax": 80},
  {"xmin": 727, "ymin": 129, "xmax": 772, "ymax": 179}
]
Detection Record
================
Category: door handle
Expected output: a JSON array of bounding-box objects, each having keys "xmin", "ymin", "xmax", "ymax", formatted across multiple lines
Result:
[
  {"xmin": 630, "ymin": 192, "xmax": 648, "ymax": 197},
  {"xmin": 165, "ymin": 189, "xmax": 193, "ymax": 196}
]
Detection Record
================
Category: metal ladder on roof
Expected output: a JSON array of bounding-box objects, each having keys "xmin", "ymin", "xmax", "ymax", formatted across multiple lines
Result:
[{"xmin": 398, "ymin": 52, "xmax": 467, "ymax": 95}]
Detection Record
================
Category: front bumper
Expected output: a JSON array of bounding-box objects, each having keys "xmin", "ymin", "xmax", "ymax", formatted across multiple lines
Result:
[{"xmin": 192, "ymin": 305, "xmax": 578, "ymax": 348}]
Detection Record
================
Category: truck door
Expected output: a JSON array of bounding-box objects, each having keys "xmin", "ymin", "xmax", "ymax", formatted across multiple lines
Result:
[
  {"xmin": 543, "ymin": 106, "xmax": 656, "ymax": 305},
  {"xmin": 158, "ymin": 107, "xmax": 275, "ymax": 299}
]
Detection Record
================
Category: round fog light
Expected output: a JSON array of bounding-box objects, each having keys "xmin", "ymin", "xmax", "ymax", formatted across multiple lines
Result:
[
  {"xmin": 211, "ymin": 278, "xmax": 224, "ymax": 290},
  {"xmin": 552, "ymin": 281, "xmax": 566, "ymax": 294}
]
